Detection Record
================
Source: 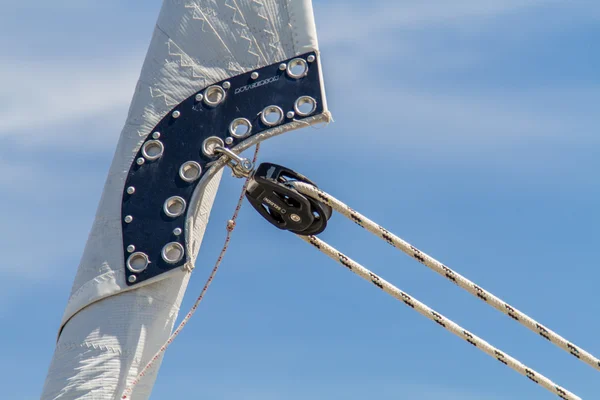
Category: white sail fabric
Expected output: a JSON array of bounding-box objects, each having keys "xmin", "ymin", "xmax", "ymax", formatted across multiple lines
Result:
[{"xmin": 41, "ymin": 1, "xmax": 323, "ymax": 399}]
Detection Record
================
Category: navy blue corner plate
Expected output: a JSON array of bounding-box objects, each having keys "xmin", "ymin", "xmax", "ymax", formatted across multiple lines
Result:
[{"xmin": 122, "ymin": 52, "xmax": 324, "ymax": 286}]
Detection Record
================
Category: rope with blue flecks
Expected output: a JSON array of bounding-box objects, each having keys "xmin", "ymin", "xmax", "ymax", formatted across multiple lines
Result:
[
  {"xmin": 292, "ymin": 181, "xmax": 600, "ymax": 373},
  {"xmin": 121, "ymin": 144, "xmax": 260, "ymax": 400},
  {"xmin": 297, "ymin": 234, "xmax": 580, "ymax": 400}
]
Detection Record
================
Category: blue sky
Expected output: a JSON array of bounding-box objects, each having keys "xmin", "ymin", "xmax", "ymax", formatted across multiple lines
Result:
[{"xmin": 0, "ymin": 0, "xmax": 599, "ymax": 399}]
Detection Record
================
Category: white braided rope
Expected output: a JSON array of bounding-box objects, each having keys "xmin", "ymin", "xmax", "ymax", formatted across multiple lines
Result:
[
  {"xmin": 299, "ymin": 234, "xmax": 580, "ymax": 400},
  {"xmin": 293, "ymin": 182, "xmax": 600, "ymax": 373}
]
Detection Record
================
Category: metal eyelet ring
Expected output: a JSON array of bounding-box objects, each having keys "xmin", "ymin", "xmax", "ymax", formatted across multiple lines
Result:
[
  {"xmin": 286, "ymin": 58, "xmax": 309, "ymax": 79},
  {"xmin": 179, "ymin": 161, "xmax": 202, "ymax": 183},
  {"xmin": 260, "ymin": 106, "xmax": 284, "ymax": 127},
  {"xmin": 142, "ymin": 140, "xmax": 164, "ymax": 161},
  {"xmin": 202, "ymin": 136, "xmax": 225, "ymax": 157},
  {"xmin": 294, "ymin": 96, "xmax": 317, "ymax": 117},
  {"xmin": 163, "ymin": 196, "xmax": 187, "ymax": 218},
  {"xmin": 162, "ymin": 242, "xmax": 185, "ymax": 264},
  {"xmin": 229, "ymin": 118, "xmax": 252, "ymax": 139},
  {"xmin": 203, "ymin": 85, "xmax": 226, "ymax": 107},
  {"xmin": 127, "ymin": 252, "xmax": 149, "ymax": 273}
]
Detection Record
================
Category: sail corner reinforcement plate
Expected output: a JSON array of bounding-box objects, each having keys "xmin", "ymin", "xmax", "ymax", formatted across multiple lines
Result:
[{"xmin": 122, "ymin": 52, "xmax": 325, "ymax": 286}]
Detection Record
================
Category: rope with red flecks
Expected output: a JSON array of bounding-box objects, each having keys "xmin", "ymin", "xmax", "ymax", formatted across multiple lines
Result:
[{"xmin": 121, "ymin": 144, "xmax": 260, "ymax": 400}]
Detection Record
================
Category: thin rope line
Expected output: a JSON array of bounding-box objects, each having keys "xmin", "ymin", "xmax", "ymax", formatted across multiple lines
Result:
[
  {"xmin": 298, "ymin": 234, "xmax": 580, "ymax": 400},
  {"xmin": 292, "ymin": 181, "xmax": 600, "ymax": 373},
  {"xmin": 121, "ymin": 144, "xmax": 260, "ymax": 400}
]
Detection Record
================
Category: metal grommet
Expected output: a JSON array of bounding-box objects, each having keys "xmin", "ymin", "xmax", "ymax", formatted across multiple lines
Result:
[
  {"xmin": 162, "ymin": 242, "xmax": 185, "ymax": 264},
  {"xmin": 127, "ymin": 252, "xmax": 149, "ymax": 273},
  {"xmin": 142, "ymin": 140, "xmax": 164, "ymax": 161},
  {"xmin": 286, "ymin": 58, "xmax": 309, "ymax": 79},
  {"xmin": 163, "ymin": 196, "xmax": 187, "ymax": 218},
  {"xmin": 294, "ymin": 96, "xmax": 317, "ymax": 117},
  {"xmin": 179, "ymin": 161, "xmax": 202, "ymax": 183},
  {"xmin": 229, "ymin": 118, "xmax": 252, "ymax": 139},
  {"xmin": 260, "ymin": 106, "xmax": 284, "ymax": 127},
  {"xmin": 202, "ymin": 136, "xmax": 225, "ymax": 157},
  {"xmin": 203, "ymin": 85, "xmax": 226, "ymax": 107}
]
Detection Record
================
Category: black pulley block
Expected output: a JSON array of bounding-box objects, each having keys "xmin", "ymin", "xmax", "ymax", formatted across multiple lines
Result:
[{"xmin": 245, "ymin": 163, "xmax": 332, "ymax": 236}]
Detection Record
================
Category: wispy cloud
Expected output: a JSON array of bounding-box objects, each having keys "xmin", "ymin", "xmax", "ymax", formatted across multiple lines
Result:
[
  {"xmin": 2, "ymin": 0, "xmax": 118, "ymax": 11},
  {"xmin": 0, "ymin": 154, "xmax": 106, "ymax": 280},
  {"xmin": 330, "ymin": 84, "xmax": 600, "ymax": 143},
  {"xmin": 316, "ymin": 0, "xmax": 564, "ymax": 45},
  {"xmin": 315, "ymin": 0, "xmax": 599, "ymax": 157},
  {"xmin": 0, "ymin": 57, "xmax": 141, "ymax": 147},
  {"xmin": 0, "ymin": 158, "xmax": 37, "ymax": 190},
  {"xmin": 0, "ymin": 0, "xmax": 595, "ymax": 167}
]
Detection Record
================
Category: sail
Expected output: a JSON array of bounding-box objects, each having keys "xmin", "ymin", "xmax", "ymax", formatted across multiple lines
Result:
[{"xmin": 41, "ymin": 1, "xmax": 327, "ymax": 399}]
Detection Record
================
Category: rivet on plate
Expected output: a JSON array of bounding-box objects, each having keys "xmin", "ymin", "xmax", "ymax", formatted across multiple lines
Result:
[
  {"xmin": 225, "ymin": 137, "xmax": 234, "ymax": 145},
  {"xmin": 251, "ymin": 72, "xmax": 259, "ymax": 80},
  {"xmin": 287, "ymin": 111, "xmax": 295, "ymax": 119},
  {"xmin": 127, "ymin": 245, "xmax": 136, "ymax": 253},
  {"xmin": 222, "ymin": 81, "xmax": 231, "ymax": 89},
  {"xmin": 127, "ymin": 186, "xmax": 136, "ymax": 195},
  {"xmin": 195, "ymin": 93, "xmax": 204, "ymax": 102},
  {"xmin": 173, "ymin": 227, "xmax": 182, "ymax": 236},
  {"xmin": 124, "ymin": 215, "xmax": 133, "ymax": 224},
  {"xmin": 128, "ymin": 275, "xmax": 137, "ymax": 283},
  {"xmin": 279, "ymin": 63, "xmax": 287, "ymax": 71},
  {"xmin": 172, "ymin": 110, "xmax": 181, "ymax": 119},
  {"xmin": 136, "ymin": 157, "xmax": 145, "ymax": 166},
  {"xmin": 152, "ymin": 132, "xmax": 161, "ymax": 139},
  {"xmin": 307, "ymin": 55, "xmax": 316, "ymax": 63}
]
